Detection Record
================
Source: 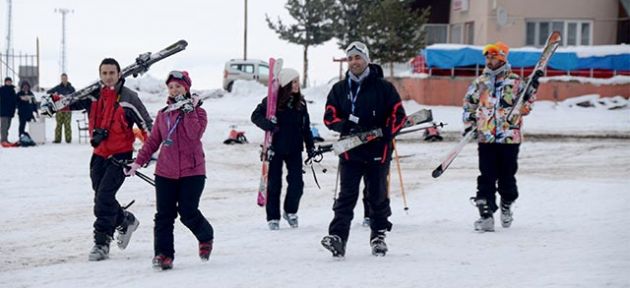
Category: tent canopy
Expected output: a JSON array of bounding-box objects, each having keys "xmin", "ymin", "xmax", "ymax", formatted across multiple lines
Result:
[{"xmin": 423, "ymin": 44, "xmax": 630, "ymax": 71}]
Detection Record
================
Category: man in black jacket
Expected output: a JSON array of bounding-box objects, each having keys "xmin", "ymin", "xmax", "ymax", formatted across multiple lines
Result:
[
  {"xmin": 47, "ymin": 73, "xmax": 76, "ymax": 143},
  {"xmin": 0, "ymin": 77, "xmax": 17, "ymax": 144},
  {"xmin": 321, "ymin": 41, "xmax": 406, "ymax": 257}
]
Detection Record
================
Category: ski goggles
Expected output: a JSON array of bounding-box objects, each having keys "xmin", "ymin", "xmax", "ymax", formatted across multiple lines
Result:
[
  {"xmin": 345, "ymin": 42, "xmax": 369, "ymax": 58},
  {"xmin": 166, "ymin": 70, "xmax": 191, "ymax": 87},
  {"xmin": 482, "ymin": 43, "xmax": 508, "ymax": 61}
]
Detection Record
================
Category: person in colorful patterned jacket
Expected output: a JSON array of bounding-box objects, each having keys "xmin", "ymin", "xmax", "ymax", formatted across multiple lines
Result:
[
  {"xmin": 60, "ymin": 58, "xmax": 153, "ymax": 261},
  {"xmin": 462, "ymin": 41, "xmax": 542, "ymax": 232},
  {"xmin": 125, "ymin": 71, "xmax": 213, "ymax": 271}
]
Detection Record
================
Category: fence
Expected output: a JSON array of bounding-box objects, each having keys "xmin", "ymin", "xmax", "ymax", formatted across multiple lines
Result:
[{"xmin": 1, "ymin": 47, "xmax": 40, "ymax": 89}]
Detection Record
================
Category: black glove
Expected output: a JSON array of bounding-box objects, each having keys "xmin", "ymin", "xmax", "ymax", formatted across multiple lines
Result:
[
  {"xmin": 463, "ymin": 124, "xmax": 476, "ymax": 137},
  {"xmin": 307, "ymin": 147, "xmax": 316, "ymax": 158},
  {"xmin": 531, "ymin": 70, "xmax": 544, "ymax": 89},
  {"xmin": 524, "ymin": 70, "xmax": 544, "ymax": 102}
]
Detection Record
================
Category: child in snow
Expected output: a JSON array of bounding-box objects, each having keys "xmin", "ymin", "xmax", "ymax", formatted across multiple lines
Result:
[
  {"xmin": 251, "ymin": 68, "xmax": 315, "ymax": 230},
  {"xmin": 462, "ymin": 41, "xmax": 542, "ymax": 232},
  {"xmin": 125, "ymin": 71, "xmax": 213, "ymax": 270}
]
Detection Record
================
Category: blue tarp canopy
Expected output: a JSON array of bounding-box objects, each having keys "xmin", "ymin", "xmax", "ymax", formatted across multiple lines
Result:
[{"xmin": 423, "ymin": 44, "xmax": 630, "ymax": 71}]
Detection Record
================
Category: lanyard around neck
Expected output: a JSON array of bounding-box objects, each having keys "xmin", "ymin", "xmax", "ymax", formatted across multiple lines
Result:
[
  {"xmin": 347, "ymin": 77, "xmax": 361, "ymax": 114},
  {"xmin": 165, "ymin": 113, "xmax": 182, "ymax": 143}
]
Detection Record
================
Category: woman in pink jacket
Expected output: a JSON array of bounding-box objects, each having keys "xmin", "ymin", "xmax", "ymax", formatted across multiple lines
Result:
[{"xmin": 125, "ymin": 71, "xmax": 213, "ymax": 270}]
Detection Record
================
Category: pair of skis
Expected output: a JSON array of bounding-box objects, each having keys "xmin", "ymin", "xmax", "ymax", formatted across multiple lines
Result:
[
  {"xmin": 40, "ymin": 40, "xmax": 189, "ymax": 116},
  {"xmin": 432, "ymin": 31, "xmax": 561, "ymax": 178},
  {"xmin": 331, "ymin": 108, "xmax": 434, "ymax": 155},
  {"xmin": 257, "ymin": 58, "xmax": 283, "ymax": 207}
]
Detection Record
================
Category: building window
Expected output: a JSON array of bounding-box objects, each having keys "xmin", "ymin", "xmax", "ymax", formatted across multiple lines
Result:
[
  {"xmin": 581, "ymin": 22, "xmax": 591, "ymax": 45},
  {"xmin": 450, "ymin": 23, "xmax": 463, "ymax": 44},
  {"xmin": 526, "ymin": 20, "xmax": 593, "ymax": 46},
  {"xmin": 464, "ymin": 21, "xmax": 474, "ymax": 44},
  {"xmin": 526, "ymin": 22, "xmax": 536, "ymax": 45},
  {"xmin": 423, "ymin": 24, "xmax": 449, "ymax": 45}
]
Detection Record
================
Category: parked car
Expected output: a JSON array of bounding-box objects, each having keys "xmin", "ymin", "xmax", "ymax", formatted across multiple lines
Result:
[{"xmin": 223, "ymin": 59, "xmax": 270, "ymax": 92}]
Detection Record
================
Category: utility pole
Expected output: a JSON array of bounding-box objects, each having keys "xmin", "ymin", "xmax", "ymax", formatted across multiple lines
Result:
[
  {"xmin": 244, "ymin": 0, "xmax": 248, "ymax": 60},
  {"xmin": 4, "ymin": 0, "xmax": 12, "ymax": 77},
  {"xmin": 55, "ymin": 8, "xmax": 73, "ymax": 74}
]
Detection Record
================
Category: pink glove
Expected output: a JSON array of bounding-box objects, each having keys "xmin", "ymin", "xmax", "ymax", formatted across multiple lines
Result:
[{"xmin": 124, "ymin": 162, "xmax": 142, "ymax": 176}]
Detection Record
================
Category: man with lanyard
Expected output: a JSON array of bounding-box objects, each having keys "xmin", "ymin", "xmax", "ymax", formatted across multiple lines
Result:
[
  {"xmin": 51, "ymin": 58, "xmax": 153, "ymax": 261},
  {"xmin": 321, "ymin": 41, "xmax": 406, "ymax": 258}
]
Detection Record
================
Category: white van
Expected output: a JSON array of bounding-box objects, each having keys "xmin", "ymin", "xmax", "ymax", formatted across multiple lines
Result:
[{"xmin": 223, "ymin": 59, "xmax": 270, "ymax": 92}]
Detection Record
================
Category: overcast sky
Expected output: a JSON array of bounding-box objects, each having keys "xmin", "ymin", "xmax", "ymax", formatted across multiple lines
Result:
[{"xmin": 1, "ymin": 0, "xmax": 345, "ymax": 89}]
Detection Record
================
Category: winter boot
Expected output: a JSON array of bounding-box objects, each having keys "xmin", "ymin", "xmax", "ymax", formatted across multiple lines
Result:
[
  {"xmin": 472, "ymin": 197, "xmax": 495, "ymax": 232},
  {"xmin": 321, "ymin": 235, "xmax": 346, "ymax": 258},
  {"xmin": 268, "ymin": 219, "xmax": 280, "ymax": 230},
  {"xmin": 474, "ymin": 216, "xmax": 495, "ymax": 232},
  {"xmin": 116, "ymin": 211, "xmax": 140, "ymax": 249},
  {"xmin": 362, "ymin": 217, "xmax": 371, "ymax": 227},
  {"xmin": 88, "ymin": 233, "xmax": 111, "ymax": 261},
  {"xmin": 370, "ymin": 230, "xmax": 388, "ymax": 256},
  {"xmin": 152, "ymin": 254, "xmax": 173, "ymax": 271},
  {"xmin": 500, "ymin": 200, "xmax": 514, "ymax": 228},
  {"xmin": 199, "ymin": 241, "xmax": 213, "ymax": 261},
  {"xmin": 283, "ymin": 212, "xmax": 299, "ymax": 228}
]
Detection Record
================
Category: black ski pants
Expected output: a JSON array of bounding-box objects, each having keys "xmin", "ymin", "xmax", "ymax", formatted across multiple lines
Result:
[
  {"xmin": 329, "ymin": 160, "xmax": 392, "ymax": 242},
  {"xmin": 154, "ymin": 175, "xmax": 213, "ymax": 258},
  {"xmin": 90, "ymin": 152, "xmax": 131, "ymax": 244},
  {"xmin": 266, "ymin": 152, "xmax": 304, "ymax": 221},
  {"xmin": 476, "ymin": 143, "xmax": 520, "ymax": 213}
]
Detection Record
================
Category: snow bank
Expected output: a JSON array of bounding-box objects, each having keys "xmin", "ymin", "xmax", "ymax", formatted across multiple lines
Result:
[{"xmin": 540, "ymin": 75, "xmax": 630, "ymax": 85}]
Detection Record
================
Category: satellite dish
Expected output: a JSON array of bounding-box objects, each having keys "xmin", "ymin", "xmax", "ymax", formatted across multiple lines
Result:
[{"xmin": 497, "ymin": 6, "xmax": 508, "ymax": 27}]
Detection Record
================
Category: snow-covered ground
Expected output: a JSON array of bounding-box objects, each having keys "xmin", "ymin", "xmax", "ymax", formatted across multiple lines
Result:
[{"xmin": 1, "ymin": 79, "xmax": 629, "ymax": 288}]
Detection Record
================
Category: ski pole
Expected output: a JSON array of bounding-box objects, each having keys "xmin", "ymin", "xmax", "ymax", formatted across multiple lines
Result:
[
  {"xmin": 135, "ymin": 171, "xmax": 155, "ymax": 186},
  {"xmin": 111, "ymin": 158, "xmax": 156, "ymax": 187},
  {"xmin": 332, "ymin": 159, "xmax": 340, "ymax": 208},
  {"xmin": 392, "ymin": 139, "xmax": 409, "ymax": 212},
  {"xmin": 397, "ymin": 122, "xmax": 447, "ymax": 136}
]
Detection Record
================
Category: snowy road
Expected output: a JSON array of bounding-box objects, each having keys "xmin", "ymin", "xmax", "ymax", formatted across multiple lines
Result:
[{"xmin": 1, "ymin": 137, "xmax": 628, "ymax": 288}]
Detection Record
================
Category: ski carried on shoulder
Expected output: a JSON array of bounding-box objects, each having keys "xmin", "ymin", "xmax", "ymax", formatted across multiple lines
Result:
[
  {"xmin": 40, "ymin": 40, "xmax": 189, "ymax": 116},
  {"xmin": 332, "ymin": 108, "xmax": 433, "ymax": 155},
  {"xmin": 257, "ymin": 58, "xmax": 283, "ymax": 207},
  {"xmin": 163, "ymin": 93, "xmax": 215, "ymax": 113},
  {"xmin": 507, "ymin": 31, "xmax": 561, "ymax": 123},
  {"xmin": 432, "ymin": 31, "xmax": 561, "ymax": 179}
]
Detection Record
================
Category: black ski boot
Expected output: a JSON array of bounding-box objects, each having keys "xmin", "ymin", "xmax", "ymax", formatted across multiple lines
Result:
[
  {"xmin": 471, "ymin": 197, "xmax": 495, "ymax": 232},
  {"xmin": 116, "ymin": 210, "xmax": 139, "ymax": 249},
  {"xmin": 500, "ymin": 200, "xmax": 514, "ymax": 228},
  {"xmin": 321, "ymin": 235, "xmax": 345, "ymax": 258},
  {"xmin": 370, "ymin": 230, "xmax": 388, "ymax": 256},
  {"xmin": 89, "ymin": 232, "xmax": 112, "ymax": 261}
]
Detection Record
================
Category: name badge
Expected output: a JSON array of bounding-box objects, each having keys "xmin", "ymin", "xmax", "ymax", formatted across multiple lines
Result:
[{"xmin": 349, "ymin": 114, "xmax": 360, "ymax": 124}]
